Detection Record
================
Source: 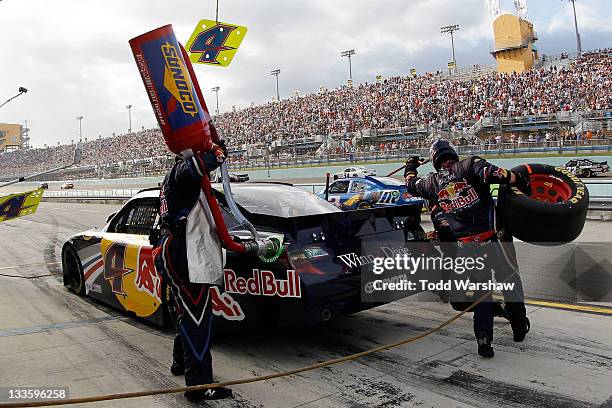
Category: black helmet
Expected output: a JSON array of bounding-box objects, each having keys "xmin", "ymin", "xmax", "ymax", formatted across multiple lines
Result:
[{"xmin": 429, "ymin": 139, "xmax": 459, "ymax": 170}]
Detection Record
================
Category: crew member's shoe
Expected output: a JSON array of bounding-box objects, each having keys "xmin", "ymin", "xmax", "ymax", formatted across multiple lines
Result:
[
  {"xmin": 170, "ymin": 362, "xmax": 184, "ymax": 376},
  {"xmin": 512, "ymin": 317, "xmax": 530, "ymax": 342},
  {"xmin": 184, "ymin": 387, "xmax": 233, "ymax": 401},
  {"xmin": 477, "ymin": 333, "xmax": 494, "ymax": 358}
]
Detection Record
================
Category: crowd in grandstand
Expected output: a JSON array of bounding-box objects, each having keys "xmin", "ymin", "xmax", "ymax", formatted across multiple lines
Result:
[
  {"xmin": 216, "ymin": 50, "xmax": 610, "ymax": 146},
  {"xmin": 0, "ymin": 49, "xmax": 610, "ymax": 178}
]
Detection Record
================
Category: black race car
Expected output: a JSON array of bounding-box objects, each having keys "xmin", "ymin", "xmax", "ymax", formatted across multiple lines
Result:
[
  {"xmin": 62, "ymin": 183, "xmax": 425, "ymax": 331},
  {"xmin": 564, "ymin": 158, "xmax": 609, "ymax": 178}
]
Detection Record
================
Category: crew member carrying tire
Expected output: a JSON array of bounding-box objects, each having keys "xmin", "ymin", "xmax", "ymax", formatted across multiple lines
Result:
[
  {"xmin": 152, "ymin": 138, "xmax": 233, "ymax": 402},
  {"xmin": 404, "ymin": 139, "xmax": 531, "ymax": 358}
]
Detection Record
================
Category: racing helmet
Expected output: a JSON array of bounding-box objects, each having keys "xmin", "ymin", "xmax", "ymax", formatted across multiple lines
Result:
[{"xmin": 429, "ymin": 139, "xmax": 459, "ymax": 170}]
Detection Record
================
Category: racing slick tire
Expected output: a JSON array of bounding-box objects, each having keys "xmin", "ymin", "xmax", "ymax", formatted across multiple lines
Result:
[
  {"xmin": 582, "ymin": 169, "xmax": 592, "ymax": 178},
  {"xmin": 357, "ymin": 201, "xmax": 372, "ymax": 210},
  {"xmin": 497, "ymin": 163, "xmax": 589, "ymax": 244},
  {"xmin": 62, "ymin": 245, "xmax": 85, "ymax": 296}
]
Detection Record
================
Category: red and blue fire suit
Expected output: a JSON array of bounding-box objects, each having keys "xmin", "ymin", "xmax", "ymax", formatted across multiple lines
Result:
[
  {"xmin": 406, "ymin": 156, "xmax": 527, "ymax": 342},
  {"xmin": 153, "ymin": 151, "xmax": 222, "ymax": 387}
]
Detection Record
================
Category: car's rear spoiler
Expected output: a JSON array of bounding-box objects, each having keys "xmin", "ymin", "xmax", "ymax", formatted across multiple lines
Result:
[{"xmin": 241, "ymin": 203, "xmax": 422, "ymax": 239}]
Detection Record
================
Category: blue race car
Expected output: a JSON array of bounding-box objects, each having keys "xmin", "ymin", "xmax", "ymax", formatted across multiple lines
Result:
[{"xmin": 319, "ymin": 175, "xmax": 424, "ymax": 210}]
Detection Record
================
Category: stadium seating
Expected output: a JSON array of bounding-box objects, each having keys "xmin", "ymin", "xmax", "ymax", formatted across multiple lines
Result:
[{"xmin": 0, "ymin": 49, "xmax": 609, "ymax": 180}]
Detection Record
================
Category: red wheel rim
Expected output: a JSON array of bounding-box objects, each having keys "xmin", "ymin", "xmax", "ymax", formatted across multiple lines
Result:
[{"xmin": 529, "ymin": 174, "xmax": 572, "ymax": 203}]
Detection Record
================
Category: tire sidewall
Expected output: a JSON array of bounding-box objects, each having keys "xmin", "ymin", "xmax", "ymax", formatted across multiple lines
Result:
[
  {"xmin": 63, "ymin": 245, "xmax": 85, "ymax": 296},
  {"xmin": 498, "ymin": 164, "xmax": 589, "ymax": 243}
]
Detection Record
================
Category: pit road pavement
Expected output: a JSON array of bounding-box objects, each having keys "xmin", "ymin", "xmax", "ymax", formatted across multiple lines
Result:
[{"xmin": 0, "ymin": 202, "xmax": 610, "ymax": 407}]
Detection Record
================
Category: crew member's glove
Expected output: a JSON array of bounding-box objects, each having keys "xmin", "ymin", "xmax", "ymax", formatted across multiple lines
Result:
[
  {"xmin": 513, "ymin": 172, "xmax": 531, "ymax": 196},
  {"xmin": 201, "ymin": 141, "xmax": 227, "ymax": 173},
  {"xmin": 216, "ymin": 139, "xmax": 228, "ymax": 158},
  {"xmin": 404, "ymin": 156, "xmax": 421, "ymax": 178}
]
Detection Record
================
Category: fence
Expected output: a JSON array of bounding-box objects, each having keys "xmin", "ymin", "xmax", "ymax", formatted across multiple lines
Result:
[
  {"xmin": 43, "ymin": 189, "xmax": 142, "ymax": 199},
  {"xmin": 228, "ymin": 139, "xmax": 612, "ymax": 171}
]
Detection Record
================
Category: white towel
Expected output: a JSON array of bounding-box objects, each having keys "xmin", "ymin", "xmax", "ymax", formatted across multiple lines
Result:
[{"xmin": 186, "ymin": 191, "xmax": 225, "ymax": 285}]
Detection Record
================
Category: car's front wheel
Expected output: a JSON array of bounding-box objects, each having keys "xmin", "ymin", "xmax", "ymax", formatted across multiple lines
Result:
[
  {"xmin": 582, "ymin": 169, "xmax": 592, "ymax": 178},
  {"xmin": 357, "ymin": 201, "xmax": 372, "ymax": 209},
  {"xmin": 62, "ymin": 245, "xmax": 85, "ymax": 296}
]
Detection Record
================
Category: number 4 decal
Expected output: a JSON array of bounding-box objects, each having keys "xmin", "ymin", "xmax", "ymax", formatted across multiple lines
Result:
[{"xmin": 185, "ymin": 19, "xmax": 248, "ymax": 67}]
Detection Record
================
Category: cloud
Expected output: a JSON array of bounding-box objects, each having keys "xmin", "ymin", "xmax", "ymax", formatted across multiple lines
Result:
[{"xmin": 0, "ymin": 0, "xmax": 609, "ymax": 147}]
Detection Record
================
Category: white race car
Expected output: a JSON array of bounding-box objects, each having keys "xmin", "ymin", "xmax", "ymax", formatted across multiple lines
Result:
[{"xmin": 333, "ymin": 166, "xmax": 376, "ymax": 180}]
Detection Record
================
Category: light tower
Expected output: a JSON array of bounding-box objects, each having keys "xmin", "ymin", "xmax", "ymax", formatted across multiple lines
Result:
[
  {"xmin": 564, "ymin": 0, "xmax": 582, "ymax": 56},
  {"xmin": 440, "ymin": 25, "xmax": 460, "ymax": 73},
  {"xmin": 340, "ymin": 49, "xmax": 356, "ymax": 81},
  {"xmin": 211, "ymin": 86, "xmax": 220, "ymax": 115},
  {"xmin": 126, "ymin": 104, "xmax": 132, "ymax": 133},
  {"xmin": 270, "ymin": 69, "xmax": 281, "ymax": 101}
]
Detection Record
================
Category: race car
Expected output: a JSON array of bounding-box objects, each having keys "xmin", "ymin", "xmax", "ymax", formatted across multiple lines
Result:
[
  {"xmin": 209, "ymin": 169, "xmax": 250, "ymax": 183},
  {"xmin": 319, "ymin": 175, "xmax": 424, "ymax": 210},
  {"xmin": 564, "ymin": 158, "xmax": 609, "ymax": 178},
  {"xmin": 62, "ymin": 183, "xmax": 425, "ymax": 331},
  {"xmin": 61, "ymin": 183, "xmax": 75, "ymax": 189},
  {"xmin": 333, "ymin": 166, "xmax": 376, "ymax": 180}
]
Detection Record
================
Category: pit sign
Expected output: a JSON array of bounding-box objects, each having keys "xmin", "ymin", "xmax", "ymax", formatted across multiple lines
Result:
[
  {"xmin": 0, "ymin": 189, "xmax": 44, "ymax": 223},
  {"xmin": 185, "ymin": 19, "xmax": 248, "ymax": 67}
]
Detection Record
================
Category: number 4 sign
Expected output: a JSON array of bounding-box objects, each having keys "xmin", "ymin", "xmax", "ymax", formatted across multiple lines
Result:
[{"xmin": 185, "ymin": 19, "xmax": 248, "ymax": 67}]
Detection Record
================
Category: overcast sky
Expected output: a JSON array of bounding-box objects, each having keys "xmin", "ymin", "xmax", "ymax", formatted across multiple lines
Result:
[{"xmin": 0, "ymin": 0, "xmax": 610, "ymax": 147}]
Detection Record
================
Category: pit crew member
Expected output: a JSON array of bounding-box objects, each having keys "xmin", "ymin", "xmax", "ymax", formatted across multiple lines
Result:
[
  {"xmin": 404, "ymin": 139, "xmax": 530, "ymax": 358},
  {"xmin": 153, "ymin": 136, "xmax": 232, "ymax": 401}
]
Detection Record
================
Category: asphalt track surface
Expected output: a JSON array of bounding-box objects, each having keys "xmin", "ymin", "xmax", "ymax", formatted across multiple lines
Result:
[{"xmin": 0, "ymin": 203, "xmax": 611, "ymax": 407}]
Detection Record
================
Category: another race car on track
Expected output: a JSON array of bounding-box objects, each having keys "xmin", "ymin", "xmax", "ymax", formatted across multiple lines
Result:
[
  {"xmin": 319, "ymin": 175, "xmax": 424, "ymax": 210},
  {"xmin": 62, "ymin": 183, "xmax": 425, "ymax": 331},
  {"xmin": 564, "ymin": 158, "xmax": 609, "ymax": 178},
  {"xmin": 209, "ymin": 170, "xmax": 250, "ymax": 183},
  {"xmin": 333, "ymin": 166, "xmax": 376, "ymax": 180}
]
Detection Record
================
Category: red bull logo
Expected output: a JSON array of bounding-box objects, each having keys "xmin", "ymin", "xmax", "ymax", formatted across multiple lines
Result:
[
  {"xmin": 224, "ymin": 269, "xmax": 302, "ymax": 298},
  {"xmin": 135, "ymin": 246, "xmax": 162, "ymax": 303},
  {"xmin": 438, "ymin": 181, "xmax": 478, "ymax": 212},
  {"xmin": 210, "ymin": 287, "xmax": 245, "ymax": 321},
  {"xmin": 161, "ymin": 43, "xmax": 198, "ymax": 117}
]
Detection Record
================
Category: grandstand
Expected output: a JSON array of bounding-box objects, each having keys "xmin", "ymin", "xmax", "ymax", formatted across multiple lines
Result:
[{"xmin": 0, "ymin": 49, "xmax": 610, "ymax": 181}]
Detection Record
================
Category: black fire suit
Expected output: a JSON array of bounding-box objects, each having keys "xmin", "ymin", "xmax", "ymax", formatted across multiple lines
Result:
[
  {"xmin": 153, "ymin": 152, "xmax": 221, "ymax": 387},
  {"xmin": 406, "ymin": 156, "xmax": 527, "ymax": 342}
]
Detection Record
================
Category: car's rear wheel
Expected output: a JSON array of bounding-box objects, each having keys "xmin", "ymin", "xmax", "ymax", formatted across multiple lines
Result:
[
  {"xmin": 497, "ymin": 163, "xmax": 588, "ymax": 244},
  {"xmin": 62, "ymin": 245, "xmax": 85, "ymax": 296},
  {"xmin": 582, "ymin": 169, "xmax": 592, "ymax": 178}
]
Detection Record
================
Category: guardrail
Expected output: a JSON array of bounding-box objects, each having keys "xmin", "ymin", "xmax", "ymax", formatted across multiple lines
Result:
[
  {"xmin": 229, "ymin": 141, "xmax": 612, "ymax": 171},
  {"xmin": 589, "ymin": 197, "xmax": 612, "ymax": 211},
  {"xmin": 43, "ymin": 189, "xmax": 141, "ymax": 199}
]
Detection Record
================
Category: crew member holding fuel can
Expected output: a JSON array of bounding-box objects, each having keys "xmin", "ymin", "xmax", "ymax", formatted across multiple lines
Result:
[
  {"xmin": 130, "ymin": 25, "xmax": 233, "ymax": 401},
  {"xmin": 154, "ymin": 139, "xmax": 232, "ymax": 401}
]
